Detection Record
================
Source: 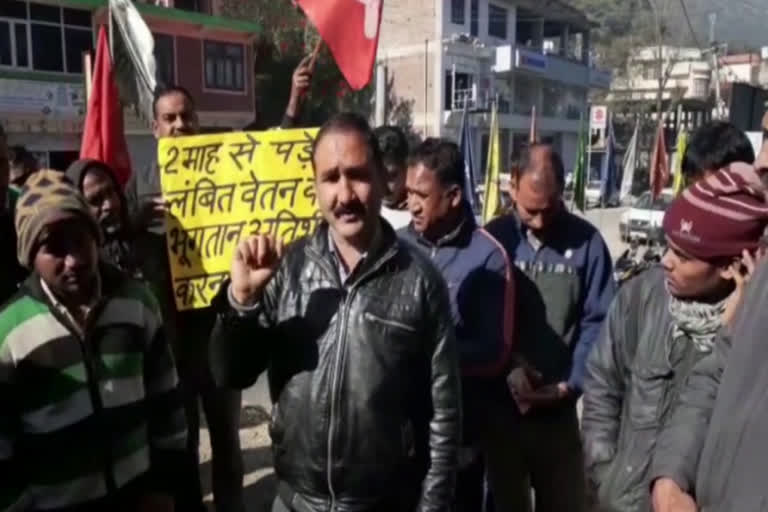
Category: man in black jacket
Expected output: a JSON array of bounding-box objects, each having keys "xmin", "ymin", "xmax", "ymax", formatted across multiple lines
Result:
[
  {"xmin": 583, "ymin": 163, "xmax": 768, "ymax": 512},
  {"xmin": 211, "ymin": 113, "xmax": 461, "ymax": 512}
]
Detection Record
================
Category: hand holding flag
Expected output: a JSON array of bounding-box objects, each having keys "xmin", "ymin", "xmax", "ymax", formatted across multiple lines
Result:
[{"xmin": 296, "ymin": 0, "xmax": 383, "ymax": 90}]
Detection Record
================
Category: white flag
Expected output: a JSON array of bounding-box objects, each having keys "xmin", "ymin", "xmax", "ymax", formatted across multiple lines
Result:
[
  {"xmin": 620, "ymin": 121, "xmax": 639, "ymax": 202},
  {"xmin": 110, "ymin": 0, "xmax": 157, "ymax": 123}
]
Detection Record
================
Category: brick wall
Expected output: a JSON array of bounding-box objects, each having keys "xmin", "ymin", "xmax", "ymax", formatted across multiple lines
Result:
[
  {"xmin": 384, "ymin": 54, "xmax": 436, "ymax": 137},
  {"xmin": 379, "ymin": 0, "xmax": 438, "ymax": 49},
  {"xmin": 378, "ymin": 0, "xmax": 441, "ymax": 137}
]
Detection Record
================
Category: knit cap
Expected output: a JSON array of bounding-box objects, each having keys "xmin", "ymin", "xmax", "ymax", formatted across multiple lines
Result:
[
  {"xmin": 663, "ymin": 162, "xmax": 768, "ymax": 262},
  {"xmin": 14, "ymin": 169, "xmax": 101, "ymax": 268}
]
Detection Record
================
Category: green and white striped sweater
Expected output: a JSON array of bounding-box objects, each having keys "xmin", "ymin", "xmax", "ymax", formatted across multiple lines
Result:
[{"xmin": 0, "ymin": 265, "xmax": 187, "ymax": 512}]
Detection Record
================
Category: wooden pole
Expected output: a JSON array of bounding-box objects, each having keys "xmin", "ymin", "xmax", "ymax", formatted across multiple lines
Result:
[
  {"xmin": 308, "ymin": 38, "xmax": 323, "ymax": 73},
  {"xmin": 83, "ymin": 51, "xmax": 94, "ymax": 104}
]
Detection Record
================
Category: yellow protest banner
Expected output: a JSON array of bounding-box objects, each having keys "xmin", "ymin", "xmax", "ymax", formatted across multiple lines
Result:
[{"xmin": 158, "ymin": 128, "xmax": 321, "ymax": 310}]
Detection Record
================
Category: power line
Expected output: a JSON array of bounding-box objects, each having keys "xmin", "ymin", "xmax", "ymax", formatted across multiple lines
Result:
[{"xmin": 677, "ymin": 0, "xmax": 702, "ymax": 50}]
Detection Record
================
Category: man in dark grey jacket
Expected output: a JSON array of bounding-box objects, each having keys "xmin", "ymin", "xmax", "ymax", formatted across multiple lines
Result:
[
  {"xmin": 648, "ymin": 259, "xmax": 768, "ymax": 512},
  {"xmin": 211, "ymin": 113, "xmax": 461, "ymax": 512},
  {"xmin": 583, "ymin": 163, "xmax": 768, "ymax": 512}
]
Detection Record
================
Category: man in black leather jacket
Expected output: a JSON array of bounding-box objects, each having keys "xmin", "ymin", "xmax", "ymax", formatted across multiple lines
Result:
[{"xmin": 211, "ymin": 113, "xmax": 461, "ymax": 512}]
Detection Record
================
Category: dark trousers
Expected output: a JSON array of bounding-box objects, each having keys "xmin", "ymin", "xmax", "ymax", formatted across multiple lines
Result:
[
  {"xmin": 502, "ymin": 403, "xmax": 586, "ymax": 512},
  {"xmin": 457, "ymin": 391, "xmax": 525, "ymax": 512},
  {"xmin": 186, "ymin": 387, "xmax": 245, "ymax": 512},
  {"xmin": 172, "ymin": 312, "xmax": 245, "ymax": 512}
]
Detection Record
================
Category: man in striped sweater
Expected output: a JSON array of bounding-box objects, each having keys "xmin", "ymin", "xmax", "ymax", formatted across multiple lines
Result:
[{"xmin": 0, "ymin": 171, "xmax": 188, "ymax": 512}]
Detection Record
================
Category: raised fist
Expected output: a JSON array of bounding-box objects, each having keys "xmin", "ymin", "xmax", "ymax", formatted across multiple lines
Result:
[{"xmin": 230, "ymin": 235, "xmax": 284, "ymax": 306}]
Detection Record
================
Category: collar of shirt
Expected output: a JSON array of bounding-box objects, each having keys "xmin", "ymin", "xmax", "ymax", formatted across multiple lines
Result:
[
  {"xmin": 327, "ymin": 223, "xmax": 382, "ymax": 285},
  {"xmin": 40, "ymin": 274, "xmax": 102, "ymax": 336}
]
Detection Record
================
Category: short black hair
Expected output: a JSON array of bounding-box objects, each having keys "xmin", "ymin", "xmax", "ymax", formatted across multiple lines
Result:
[
  {"xmin": 515, "ymin": 143, "xmax": 565, "ymax": 188},
  {"xmin": 373, "ymin": 126, "xmax": 409, "ymax": 167},
  {"xmin": 311, "ymin": 112, "xmax": 383, "ymax": 172},
  {"xmin": 682, "ymin": 121, "xmax": 755, "ymax": 180},
  {"xmin": 152, "ymin": 86, "xmax": 196, "ymax": 119},
  {"xmin": 407, "ymin": 138, "xmax": 465, "ymax": 191}
]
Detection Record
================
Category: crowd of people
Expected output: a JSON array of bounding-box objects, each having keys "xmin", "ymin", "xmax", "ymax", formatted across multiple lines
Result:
[{"xmin": 2, "ymin": 63, "xmax": 768, "ymax": 512}]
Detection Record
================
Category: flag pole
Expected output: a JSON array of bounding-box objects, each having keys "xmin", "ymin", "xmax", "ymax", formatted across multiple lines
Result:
[
  {"xmin": 570, "ymin": 110, "xmax": 583, "ymax": 212},
  {"xmin": 585, "ymin": 103, "xmax": 592, "ymax": 207},
  {"xmin": 308, "ymin": 38, "xmax": 323, "ymax": 73},
  {"xmin": 108, "ymin": 0, "xmax": 114, "ymax": 59},
  {"xmin": 83, "ymin": 51, "xmax": 94, "ymax": 104}
]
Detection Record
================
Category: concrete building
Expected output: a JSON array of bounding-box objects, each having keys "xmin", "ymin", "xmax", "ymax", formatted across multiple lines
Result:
[
  {"xmin": 611, "ymin": 45, "xmax": 768, "ymax": 130},
  {"xmin": 0, "ymin": 0, "xmax": 259, "ymax": 171},
  {"xmin": 611, "ymin": 46, "xmax": 712, "ymax": 106},
  {"xmin": 377, "ymin": 0, "xmax": 611, "ymax": 175},
  {"xmin": 719, "ymin": 53, "xmax": 761, "ymax": 86}
]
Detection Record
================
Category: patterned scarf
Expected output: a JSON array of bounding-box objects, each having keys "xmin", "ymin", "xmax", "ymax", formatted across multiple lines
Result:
[{"xmin": 667, "ymin": 291, "xmax": 726, "ymax": 353}]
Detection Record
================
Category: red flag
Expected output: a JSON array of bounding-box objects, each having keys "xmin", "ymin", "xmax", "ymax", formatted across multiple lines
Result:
[
  {"xmin": 650, "ymin": 121, "xmax": 669, "ymax": 200},
  {"xmin": 296, "ymin": 0, "xmax": 382, "ymax": 90},
  {"xmin": 80, "ymin": 27, "xmax": 132, "ymax": 186}
]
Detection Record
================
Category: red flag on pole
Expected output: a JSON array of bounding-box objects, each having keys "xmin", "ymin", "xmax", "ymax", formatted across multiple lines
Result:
[
  {"xmin": 80, "ymin": 26, "xmax": 132, "ymax": 186},
  {"xmin": 296, "ymin": 0, "xmax": 383, "ymax": 90},
  {"xmin": 650, "ymin": 121, "xmax": 669, "ymax": 199}
]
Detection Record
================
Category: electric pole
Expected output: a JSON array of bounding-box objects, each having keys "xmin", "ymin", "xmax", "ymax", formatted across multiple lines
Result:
[{"xmin": 708, "ymin": 13, "xmax": 727, "ymax": 120}]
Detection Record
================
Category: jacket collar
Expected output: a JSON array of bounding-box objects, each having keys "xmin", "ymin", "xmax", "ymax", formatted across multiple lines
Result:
[
  {"xmin": 24, "ymin": 262, "xmax": 123, "ymax": 307},
  {"xmin": 23, "ymin": 262, "xmax": 124, "ymax": 337},
  {"xmin": 306, "ymin": 218, "xmax": 399, "ymax": 287},
  {"xmin": 408, "ymin": 204, "xmax": 477, "ymax": 250},
  {"xmin": 509, "ymin": 202, "xmax": 568, "ymax": 242}
]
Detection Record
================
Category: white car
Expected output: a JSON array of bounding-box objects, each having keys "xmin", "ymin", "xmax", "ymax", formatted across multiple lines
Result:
[
  {"xmin": 585, "ymin": 180, "xmax": 602, "ymax": 208},
  {"xmin": 619, "ymin": 189, "xmax": 675, "ymax": 242}
]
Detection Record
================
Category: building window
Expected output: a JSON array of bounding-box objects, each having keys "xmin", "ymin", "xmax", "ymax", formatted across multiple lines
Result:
[
  {"xmin": 488, "ymin": 4, "xmax": 508, "ymax": 39},
  {"xmin": 0, "ymin": 1, "xmax": 92, "ymax": 73},
  {"xmin": 470, "ymin": 0, "xmax": 479, "ymax": 37},
  {"xmin": 174, "ymin": 0, "xmax": 211, "ymax": 14},
  {"xmin": 204, "ymin": 40, "xmax": 245, "ymax": 91},
  {"xmin": 692, "ymin": 78, "xmax": 708, "ymax": 98},
  {"xmin": 451, "ymin": 0, "xmax": 465, "ymax": 25},
  {"xmin": 154, "ymin": 33, "xmax": 175, "ymax": 86},
  {"xmin": 642, "ymin": 63, "xmax": 659, "ymax": 80},
  {"xmin": 444, "ymin": 70, "xmax": 475, "ymax": 110},
  {"xmin": 513, "ymin": 74, "xmax": 538, "ymax": 115}
]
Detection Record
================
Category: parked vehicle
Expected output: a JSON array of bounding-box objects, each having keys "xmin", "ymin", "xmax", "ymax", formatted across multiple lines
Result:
[
  {"xmin": 619, "ymin": 189, "xmax": 674, "ymax": 242},
  {"xmin": 585, "ymin": 180, "xmax": 603, "ymax": 208},
  {"xmin": 614, "ymin": 239, "xmax": 666, "ymax": 286}
]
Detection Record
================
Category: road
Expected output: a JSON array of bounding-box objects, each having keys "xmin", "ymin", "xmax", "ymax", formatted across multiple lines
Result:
[{"xmin": 202, "ymin": 207, "xmax": 630, "ymax": 510}]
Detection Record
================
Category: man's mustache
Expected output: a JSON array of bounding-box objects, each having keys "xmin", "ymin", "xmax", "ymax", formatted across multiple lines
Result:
[{"xmin": 334, "ymin": 201, "xmax": 366, "ymax": 217}]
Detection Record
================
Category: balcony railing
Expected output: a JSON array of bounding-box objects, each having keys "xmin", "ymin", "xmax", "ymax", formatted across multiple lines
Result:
[{"xmin": 450, "ymin": 89, "xmax": 510, "ymax": 113}]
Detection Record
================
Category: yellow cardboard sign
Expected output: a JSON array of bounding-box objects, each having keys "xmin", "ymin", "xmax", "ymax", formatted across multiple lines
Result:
[{"xmin": 158, "ymin": 128, "xmax": 321, "ymax": 310}]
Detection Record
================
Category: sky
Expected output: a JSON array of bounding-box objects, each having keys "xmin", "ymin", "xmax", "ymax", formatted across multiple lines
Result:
[{"xmin": 688, "ymin": 0, "xmax": 766, "ymax": 51}]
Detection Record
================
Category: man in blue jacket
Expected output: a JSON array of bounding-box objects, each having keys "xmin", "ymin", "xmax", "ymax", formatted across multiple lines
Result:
[
  {"xmin": 486, "ymin": 143, "xmax": 615, "ymax": 512},
  {"xmin": 399, "ymin": 138, "xmax": 516, "ymax": 511}
]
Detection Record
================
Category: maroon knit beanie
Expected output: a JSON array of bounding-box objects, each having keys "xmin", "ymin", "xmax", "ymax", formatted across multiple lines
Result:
[{"xmin": 663, "ymin": 162, "xmax": 768, "ymax": 261}]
